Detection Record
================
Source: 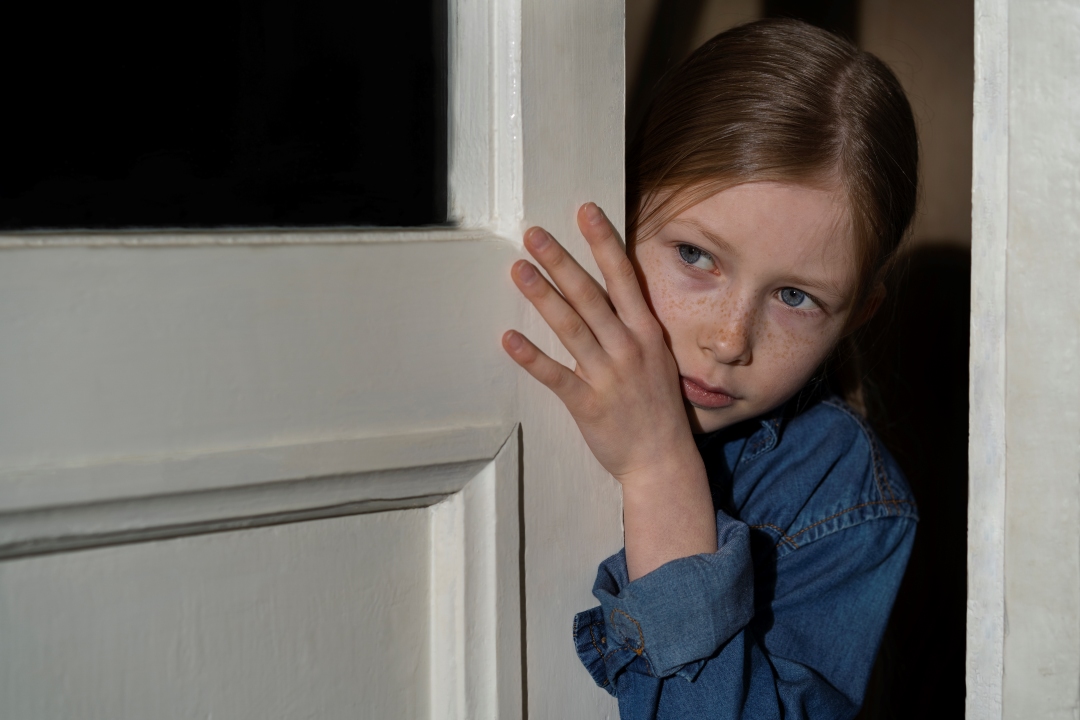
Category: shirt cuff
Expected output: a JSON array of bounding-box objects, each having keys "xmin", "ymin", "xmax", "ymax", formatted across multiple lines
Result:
[{"xmin": 575, "ymin": 515, "xmax": 754, "ymax": 684}]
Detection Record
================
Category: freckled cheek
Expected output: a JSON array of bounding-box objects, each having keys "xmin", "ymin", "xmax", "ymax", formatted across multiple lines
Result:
[
  {"xmin": 755, "ymin": 311, "xmax": 838, "ymax": 370},
  {"xmin": 639, "ymin": 268, "xmax": 716, "ymax": 335}
]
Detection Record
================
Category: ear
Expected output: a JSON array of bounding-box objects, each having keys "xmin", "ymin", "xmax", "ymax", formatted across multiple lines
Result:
[{"xmin": 849, "ymin": 282, "xmax": 886, "ymax": 331}]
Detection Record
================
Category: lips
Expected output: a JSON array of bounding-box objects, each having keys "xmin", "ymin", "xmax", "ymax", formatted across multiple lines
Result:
[{"xmin": 680, "ymin": 376, "xmax": 736, "ymax": 409}]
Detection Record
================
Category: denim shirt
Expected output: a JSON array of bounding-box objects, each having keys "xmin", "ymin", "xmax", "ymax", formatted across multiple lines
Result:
[{"xmin": 573, "ymin": 396, "xmax": 917, "ymax": 719}]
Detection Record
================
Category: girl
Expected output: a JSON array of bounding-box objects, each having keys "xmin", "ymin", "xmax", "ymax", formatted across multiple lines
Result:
[{"xmin": 502, "ymin": 19, "xmax": 917, "ymax": 719}]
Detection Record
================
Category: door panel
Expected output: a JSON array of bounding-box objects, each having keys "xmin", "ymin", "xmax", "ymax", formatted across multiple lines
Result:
[
  {"xmin": 0, "ymin": 435, "xmax": 520, "ymax": 720},
  {"xmin": 1, "ymin": 510, "xmax": 433, "ymax": 720},
  {"xmin": 0, "ymin": 237, "xmax": 517, "ymax": 474}
]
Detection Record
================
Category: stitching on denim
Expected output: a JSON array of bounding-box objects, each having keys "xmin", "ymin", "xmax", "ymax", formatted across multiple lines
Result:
[
  {"xmin": 609, "ymin": 608, "xmax": 646, "ymax": 656},
  {"xmin": 581, "ymin": 612, "xmax": 655, "ymax": 679},
  {"xmin": 584, "ymin": 622, "xmax": 611, "ymax": 687},
  {"xmin": 578, "ymin": 621, "xmax": 622, "ymax": 682},
  {"xmin": 823, "ymin": 398, "xmax": 902, "ymax": 513},
  {"xmin": 785, "ymin": 499, "xmax": 914, "ymax": 546},
  {"xmin": 822, "ymin": 398, "xmax": 891, "ymax": 507},
  {"xmin": 742, "ymin": 419, "xmax": 780, "ymax": 465},
  {"xmin": 750, "ymin": 523, "xmax": 800, "ymax": 549},
  {"xmin": 600, "ymin": 640, "xmax": 654, "ymax": 675},
  {"xmin": 586, "ymin": 621, "xmax": 606, "ymax": 661}
]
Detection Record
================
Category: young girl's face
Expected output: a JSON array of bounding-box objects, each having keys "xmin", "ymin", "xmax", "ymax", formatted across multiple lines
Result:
[{"xmin": 631, "ymin": 181, "xmax": 861, "ymax": 433}]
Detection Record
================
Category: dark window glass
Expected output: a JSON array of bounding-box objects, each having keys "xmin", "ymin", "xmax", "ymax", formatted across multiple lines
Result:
[{"xmin": 1, "ymin": 1, "xmax": 447, "ymax": 230}]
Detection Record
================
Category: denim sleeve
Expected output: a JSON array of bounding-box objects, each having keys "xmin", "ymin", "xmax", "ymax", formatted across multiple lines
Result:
[
  {"xmin": 573, "ymin": 511, "xmax": 754, "ymax": 686},
  {"xmin": 573, "ymin": 515, "xmax": 916, "ymax": 720}
]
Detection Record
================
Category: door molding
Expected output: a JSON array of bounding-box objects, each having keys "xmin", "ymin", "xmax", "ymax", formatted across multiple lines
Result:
[
  {"xmin": 0, "ymin": 423, "xmax": 514, "ymax": 560},
  {"xmin": 967, "ymin": 0, "xmax": 1008, "ymax": 716}
]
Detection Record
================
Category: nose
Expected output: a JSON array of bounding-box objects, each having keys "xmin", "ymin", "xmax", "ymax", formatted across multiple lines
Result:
[{"xmin": 706, "ymin": 300, "xmax": 754, "ymax": 365}]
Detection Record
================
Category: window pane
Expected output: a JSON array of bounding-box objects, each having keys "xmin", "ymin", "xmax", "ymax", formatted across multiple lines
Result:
[{"xmin": 1, "ymin": 1, "xmax": 448, "ymax": 230}]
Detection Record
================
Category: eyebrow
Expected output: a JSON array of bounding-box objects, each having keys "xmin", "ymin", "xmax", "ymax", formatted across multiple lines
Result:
[
  {"xmin": 670, "ymin": 218, "xmax": 849, "ymax": 305},
  {"xmin": 781, "ymin": 274, "xmax": 848, "ymax": 306},
  {"xmin": 669, "ymin": 219, "xmax": 741, "ymax": 259}
]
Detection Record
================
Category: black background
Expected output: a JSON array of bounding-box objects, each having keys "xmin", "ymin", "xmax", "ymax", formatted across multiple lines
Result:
[{"xmin": 1, "ymin": 1, "xmax": 447, "ymax": 229}]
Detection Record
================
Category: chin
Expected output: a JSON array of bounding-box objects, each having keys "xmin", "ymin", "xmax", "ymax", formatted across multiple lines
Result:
[{"xmin": 685, "ymin": 402, "xmax": 743, "ymax": 434}]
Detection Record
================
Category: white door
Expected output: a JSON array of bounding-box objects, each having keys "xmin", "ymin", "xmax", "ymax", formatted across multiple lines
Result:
[{"xmin": 0, "ymin": 1, "xmax": 624, "ymax": 718}]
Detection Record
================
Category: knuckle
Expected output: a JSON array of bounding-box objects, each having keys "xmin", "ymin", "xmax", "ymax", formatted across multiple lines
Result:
[
  {"xmin": 545, "ymin": 245, "xmax": 567, "ymax": 269},
  {"xmin": 615, "ymin": 341, "xmax": 645, "ymax": 366},
  {"xmin": 540, "ymin": 364, "xmax": 563, "ymax": 388},
  {"xmin": 627, "ymin": 313, "xmax": 661, "ymax": 339},
  {"xmin": 640, "ymin": 319, "xmax": 665, "ymax": 343},
  {"xmin": 613, "ymin": 256, "xmax": 637, "ymax": 281},
  {"xmin": 575, "ymin": 281, "xmax": 605, "ymax": 308},
  {"xmin": 577, "ymin": 393, "xmax": 605, "ymax": 422},
  {"xmin": 561, "ymin": 314, "xmax": 590, "ymax": 341}
]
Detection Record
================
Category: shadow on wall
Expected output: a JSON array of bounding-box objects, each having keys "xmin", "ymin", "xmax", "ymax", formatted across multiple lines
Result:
[
  {"xmin": 627, "ymin": 0, "xmax": 857, "ymax": 139},
  {"xmin": 627, "ymin": 2, "xmax": 971, "ymax": 717},
  {"xmin": 858, "ymin": 245, "xmax": 970, "ymax": 719}
]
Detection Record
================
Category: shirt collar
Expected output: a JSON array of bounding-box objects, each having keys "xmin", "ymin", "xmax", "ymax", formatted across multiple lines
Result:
[{"xmin": 692, "ymin": 397, "xmax": 794, "ymax": 458}]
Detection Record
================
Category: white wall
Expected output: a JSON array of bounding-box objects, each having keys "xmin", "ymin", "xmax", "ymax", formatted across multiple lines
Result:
[
  {"xmin": 969, "ymin": 0, "xmax": 1080, "ymax": 717},
  {"xmin": 1000, "ymin": 0, "xmax": 1080, "ymax": 716}
]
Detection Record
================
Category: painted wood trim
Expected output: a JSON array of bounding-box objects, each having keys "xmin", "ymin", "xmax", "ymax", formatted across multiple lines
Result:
[
  {"xmin": 967, "ymin": 0, "xmax": 1008, "ymax": 716},
  {"xmin": 491, "ymin": 0, "xmax": 524, "ymax": 237},
  {"xmin": 0, "ymin": 424, "xmax": 514, "ymax": 561},
  {"xmin": 447, "ymin": 0, "xmax": 492, "ymax": 227},
  {"xmin": 0, "ymin": 460, "xmax": 484, "ymax": 560},
  {"xmin": 0, "ymin": 227, "xmax": 499, "ymax": 249},
  {"xmin": 430, "ymin": 427, "xmax": 522, "ymax": 719},
  {"xmin": 0, "ymin": 423, "xmax": 513, "ymax": 512},
  {"xmin": 492, "ymin": 426, "xmax": 525, "ymax": 720},
  {"xmin": 447, "ymin": 0, "xmax": 522, "ymax": 234}
]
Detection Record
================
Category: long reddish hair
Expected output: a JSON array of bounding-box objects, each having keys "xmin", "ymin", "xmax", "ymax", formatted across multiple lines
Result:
[{"xmin": 628, "ymin": 19, "xmax": 919, "ymax": 317}]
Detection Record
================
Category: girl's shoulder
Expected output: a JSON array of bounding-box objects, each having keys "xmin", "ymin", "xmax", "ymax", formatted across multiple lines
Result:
[{"xmin": 717, "ymin": 395, "xmax": 918, "ymax": 558}]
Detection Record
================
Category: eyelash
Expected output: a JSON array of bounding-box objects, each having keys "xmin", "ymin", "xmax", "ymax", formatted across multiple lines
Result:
[
  {"xmin": 674, "ymin": 242, "xmax": 823, "ymax": 314},
  {"xmin": 675, "ymin": 243, "xmax": 715, "ymax": 271},
  {"xmin": 777, "ymin": 287, "xmax": 820, "ymax": 313}
]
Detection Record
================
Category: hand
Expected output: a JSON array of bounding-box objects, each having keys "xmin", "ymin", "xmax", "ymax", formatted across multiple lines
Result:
[
  {"xmin": 502, "ymin": 203, "xmax": 695, "ymax": 485},
  {"xmin": 503, "ymin": 203, "xmax": 718, "ymax": 579}
]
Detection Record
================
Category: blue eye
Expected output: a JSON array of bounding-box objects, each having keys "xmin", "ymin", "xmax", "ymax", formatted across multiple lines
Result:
[
  {"xmin": 678, "ymin": 244, "xmax": 702, "ymax": 263},
  {"xmin": 779, "ymin": 288, "xmax": 813, "ymax": 309},
  {"xmin": 677, "ymin": 244, "xmax": 715, "ymax": 270}
]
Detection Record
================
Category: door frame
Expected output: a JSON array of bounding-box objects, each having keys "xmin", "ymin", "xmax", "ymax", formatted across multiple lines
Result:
[{"xmin": 968, "ymin": 0, "xmax": 1080, "ymax": 717}]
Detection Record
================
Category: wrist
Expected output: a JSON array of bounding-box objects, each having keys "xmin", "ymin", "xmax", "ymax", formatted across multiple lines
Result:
[
  {"xmin": 619, "ymin": 456, "xmax": 710, "ymax": 519},
  {"xmin": 619, "ymin": 450, "xmax": 717, "ymax": 580},
  {"xmin": 614, "ymin": 439, "xmax": 705, "ymax": 491}
]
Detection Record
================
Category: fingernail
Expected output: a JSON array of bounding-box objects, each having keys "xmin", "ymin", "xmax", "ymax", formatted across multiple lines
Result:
[
  {"xmin": 517, "ymin": 262, "xmax": 538, "ymax": 284},
  {"xmin": 526, "ymin": 228, "xmax": 550, "ymax": 250},
  {"xmin": 585, "ymin": 203, "xmax": 604, "ymax": 225},
  {"xmin": 505, "ymin": 331, "xmax": 524, "ymax": 351}
]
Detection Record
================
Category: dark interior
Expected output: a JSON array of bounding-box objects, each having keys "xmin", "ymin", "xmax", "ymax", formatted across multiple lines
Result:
[{"xmin": 1, "ymin": 1, "xmax": 447, "ymax": 230}]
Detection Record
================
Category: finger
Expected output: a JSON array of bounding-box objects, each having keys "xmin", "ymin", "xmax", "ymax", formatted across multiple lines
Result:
[
  {"xmin": 523, "ymin": 226, "xmax": 632, "ymax": 352},
  {"xmin": 512, "ymin": 259, "xmax": 609, "ymax": 369},
  {"xmin": 502, "ymin": 329, "xmax": 591, "ymax": 409},
  {"xmin": 576, "ymin": 203, "xmax": 652, "ymax": 320}
]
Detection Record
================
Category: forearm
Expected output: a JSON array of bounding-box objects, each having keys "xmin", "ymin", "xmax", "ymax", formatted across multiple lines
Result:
[{"xmin": 621, "ymin": 449, "xmax": 717, "ymax": 581}]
